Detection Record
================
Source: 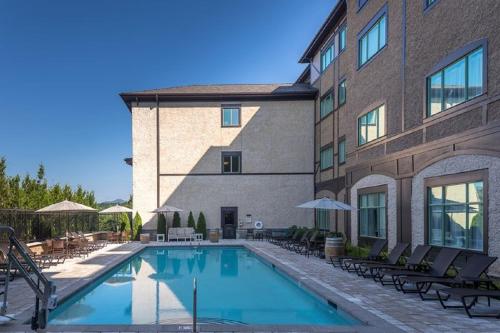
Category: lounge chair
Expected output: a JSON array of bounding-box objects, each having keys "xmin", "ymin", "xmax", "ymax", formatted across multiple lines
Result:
[
  {"xmin": 332, "ymin": 239, "xmax": 387, "ymax": 272},
  {"xmin": 44, "ymin": 239, "xmax": 66, "ymax": 264},
  {"xmin": 352, "ymin": 242, "xmax": 410, "ymax": 278},
  {"xmin": 294, "ymin": 229, "xmax": 318, "ymax": 254},
  {"xmin": 366, "ymin": 244, "xmax": 432, "ymax": 285},
  {"xmin": 270, "ymin": 228, "xmax": 296, "ymax": 245},
  {"xmin": 437, "ymin": 285, "xmax": 500, "ymax": 318},
  {"xmin": 386, "ymin": 247, "xmax": 461, "ymax": 292},
  {"xmin": 400, "ymin": 254, "xmax": 497, "ymax": 300},
  {"xmin": 288, "ymin": 229, "xmax": 311, "ymax": 251},
  {"xmin": 280, "ymin": 229, "xmax": 302, "ymax": 249}
]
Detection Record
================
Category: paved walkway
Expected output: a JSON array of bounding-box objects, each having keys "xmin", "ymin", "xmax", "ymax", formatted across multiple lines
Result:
[{"xmin": 1, "ymin": 240, "xmax": 499, "ymax": 332}]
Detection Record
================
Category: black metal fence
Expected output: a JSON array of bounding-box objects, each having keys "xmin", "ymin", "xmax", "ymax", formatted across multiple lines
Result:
[{"xmin": 0, "ymin": 209, "xmax": 99, "ymax": 242}]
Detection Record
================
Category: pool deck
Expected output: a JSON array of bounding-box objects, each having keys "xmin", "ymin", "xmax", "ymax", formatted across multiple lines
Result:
[{"xmin": 1, "ymin": 240, "xmax": 499, "ymax": 333}]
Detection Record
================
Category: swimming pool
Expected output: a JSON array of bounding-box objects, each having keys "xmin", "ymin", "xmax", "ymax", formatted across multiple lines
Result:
[{"xmin": 49, "ymin": 246, "xmax": 358, "ymax": 326}]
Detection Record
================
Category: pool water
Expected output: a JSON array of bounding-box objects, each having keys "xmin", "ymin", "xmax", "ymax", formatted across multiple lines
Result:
[{"xmin": 49, "ymin": 247, "xmax": 358, "ymax": 326}]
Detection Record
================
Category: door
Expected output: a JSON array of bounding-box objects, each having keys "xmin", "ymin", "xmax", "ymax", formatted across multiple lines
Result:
[{"xmin": 221, "ymin": 207, "xmax": 238, "ymax": 239}]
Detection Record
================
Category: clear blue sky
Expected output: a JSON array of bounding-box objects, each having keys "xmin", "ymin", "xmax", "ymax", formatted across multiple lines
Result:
[{"xmin": 0, "ymin": 0, "xmax": 337, "ymax": 202}]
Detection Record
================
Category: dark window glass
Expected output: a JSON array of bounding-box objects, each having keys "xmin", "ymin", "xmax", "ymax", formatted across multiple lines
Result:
[
  {"xmin": 359, "ymin": 192, "xmax": 386, "ymax": 238},
  {"xmin": 316, "ymin": 209, "xmax": 330, "ymax": 231},
  {"xmin": 338, "ymin": 80, "xmax": 346, "ymax": 106},
  {"xmin": 320, "ymin": 147, "xmax": 333, "ymax": 170},
  {"xmin": 338, "ymin": 140, "xmax": 346, "ymax": 164},
  {"xmin": 358, "ymin": 105, "xmax": 385, "ymax": 145},
  {"xmin": 339, "ymin": 25, "xmax": 346, "ymax": 51},
  {"xmin": 359, "ymin": 14, "xmax": 386, "ymax": 66},
  {"xmin": 222, "ymin": 152, "xmax": 241, "ymax": 174},
  {"xmin": 320, "ymin": 93, "xmax": 334, "ymax": 118}
]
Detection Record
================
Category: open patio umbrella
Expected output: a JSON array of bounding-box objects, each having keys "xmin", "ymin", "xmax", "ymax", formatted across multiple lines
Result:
[
  {"xmin": 99, "ymin": 205, "xmax": 133, "ymax": 233},
  {"xmin": 296, "ymin": 197, "xmax": 354, "ymax": 210},
  {"xmin": 152, "ymin": 205, "xmax": 183, "ymax": 213}
]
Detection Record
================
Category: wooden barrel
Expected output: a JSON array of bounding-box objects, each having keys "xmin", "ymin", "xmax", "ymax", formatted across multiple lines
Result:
[
  {"xmin": 208, "ymin": 229, "xmax": 219, "ymax": 243},
  {"xmin": 325, "ymin": 237, "xmax": 344, "ymax": 260}
]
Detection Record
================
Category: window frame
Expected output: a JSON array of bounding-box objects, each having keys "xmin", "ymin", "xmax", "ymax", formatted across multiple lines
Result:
[
  {"xmin": 424, "ymin": 39, "xmax": 487, "ymax": 118},
  {"xmin": 320, "ymin": 39, "xmax": 335, "ymax": 73},
  {"xmin": 221, "ymin": 104, "xmax": 241, "ymax": 128},
  {"xmin": 358, "ymin": 185, "xmax": 388, "ymax": 240},
  {"xmin": 221, "ymin": 151, "xmax": 242, "ymax": 174},
  {"xmin": 339, "ymin": 24, "xmax": 347, "ymax": 53},
  {"xmin": 338, "ymin": 79, "xmax": 346, "ymax": 107},
  {"xmin": 319, "ymin": 144, "xmax": 334, "ymax": 171},
  {"xmin": 357, "ymin": 4, "xmax": 388, "ymax": 69},
  {"xmin": 320, "ymin": 89, "xmax": 334, "ymax": 119},
  {"xmin": 338, "ymin": 136, "xmax": 346, "ymax": 165},
  {"xmin": 424, "ymin": 169, "xmax": 488, "ymax": 253},
  {"xmin": 315, "ymin": 208, "xmax": 331, "ymax": 231},
  {"xmin": 357, "ymin": 104, "xmax": 386, "ymax": 146}
]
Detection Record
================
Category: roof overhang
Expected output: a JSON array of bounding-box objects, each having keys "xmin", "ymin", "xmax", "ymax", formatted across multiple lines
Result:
[{"xmin": 299, "ymin": 0, "xmax": 347, "ymax": 64}]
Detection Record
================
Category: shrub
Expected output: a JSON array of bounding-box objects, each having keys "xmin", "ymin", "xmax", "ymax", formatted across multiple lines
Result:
[
  {"xmin": 172, "ymin": 212, "xmax": 181, "ymax": 228},
  {"xmin": 157, "ymin": 213, "xmax": 167, "ymax": 236},
  {"xmin": 133, "ymin": 212, "xmax": 143, "ymax": 240},
  {"xmin": 119, "ymin": 213, "xmax": 131, "ymax": 240},
  {"xmin": 196, "ymin": 212, "xmax": 207, "ymax": 239},
  {"xmin": 187, "ymin": 211, "xmax": 195, "ymax": 228}
]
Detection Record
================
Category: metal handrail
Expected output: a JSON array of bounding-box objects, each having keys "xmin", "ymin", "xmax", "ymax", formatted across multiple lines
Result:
[
  {"xmin": 192, "ymin": 277, "xmax": 197, "ymax": 332},
  {"xmin": 0, "ymin": 226, "xmax": 57, "ymax": 331}
]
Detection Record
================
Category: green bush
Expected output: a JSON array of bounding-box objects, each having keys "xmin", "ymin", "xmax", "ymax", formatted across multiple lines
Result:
[
  {"xmin": 133, "ymin": 212, "xmax": 143, "ymax": 240},
  {"xmin": 172, "ymin": 212, "xmax": 181, "ymax": 227},
  {"xmin": 196, "ymin": 212, "xmax": 207, "ymax": 239},
  {"xmin": 187, "ymin": 211, "xmax": 195, "ymax": 228},
  {"xmin": 157, "ymin": 213, "xmax": 167, "ymax": 235}
]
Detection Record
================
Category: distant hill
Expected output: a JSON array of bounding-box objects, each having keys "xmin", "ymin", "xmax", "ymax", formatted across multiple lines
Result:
[{"xmin": 97, "ymin": 198, "xmax": 129, "ymax": 210}]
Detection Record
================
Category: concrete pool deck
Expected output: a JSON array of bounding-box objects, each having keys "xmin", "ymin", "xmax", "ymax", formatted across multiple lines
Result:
[{"xmin": 1, "ymin": 240, "xmax": 499, "ymax": 332}]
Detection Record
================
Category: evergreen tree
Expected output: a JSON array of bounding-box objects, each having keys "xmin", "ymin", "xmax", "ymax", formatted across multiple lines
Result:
[
  {"xmin": 0, "ymin": 157, "xmax": 8, "ymax": 208},
  {"xmin": 133, "ymin": 212, "xmax": 143, "ymax": 240},
  {"xmin": 172, "ymin": 211, "xmax": 181, "ymax": 227},
  {"xmin": 157, "ymin": 213, "xmax": 167, "ymax": 235},
  {"xmin": 196, "ymin": 212, "xmax": 207, "ymax": 239},
  {"xmin": 187, "ymin": 211, "xmax": 195, "ymax": 228}
]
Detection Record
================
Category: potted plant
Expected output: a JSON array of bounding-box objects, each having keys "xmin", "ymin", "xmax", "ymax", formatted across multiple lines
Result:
[{"xmin": 324, "ymin": 231, "xmax": 345, "ymax": 260}]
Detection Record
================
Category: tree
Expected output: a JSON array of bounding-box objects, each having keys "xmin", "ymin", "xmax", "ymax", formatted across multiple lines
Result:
[
  {"xmin": 196, "ymin": 212, "xmax": 207, "ymax": 239},
  {"xmin": 119, "ymin": 213, "xmax": 131, "ymax": 240},
  {"xmin": 187, "ymin": 211, "xmax": 195, "ymax": 228},
  {"xmin": 157, "ymin": 213, "xmax": 167, "ymax": 236},
  {"xmin": 172, "ymin": 212, "xmax": 181, "ymax": 228},
  {"xmin": 133, "ymin": 212, "xmax": 143, "ymax": 241},
  {"xmin": 0, "ymin": 157, "xmax": 8, "ymax": 208}
]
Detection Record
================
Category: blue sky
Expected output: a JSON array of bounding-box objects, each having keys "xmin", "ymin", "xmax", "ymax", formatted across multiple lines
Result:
[{"xmin": 0, "ymin": 0, "xmax": 337, "ymax": 202}]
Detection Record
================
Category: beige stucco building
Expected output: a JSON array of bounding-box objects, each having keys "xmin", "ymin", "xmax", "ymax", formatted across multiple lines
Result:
[{"xmin": 121, "ymin": 84, "xmax": 316, "ymax": 236}]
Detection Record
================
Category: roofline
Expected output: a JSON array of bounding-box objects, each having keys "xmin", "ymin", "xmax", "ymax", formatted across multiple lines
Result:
[
  {"xmin": 299, "ymin": 0, "xmax": 347, "ymax": 63},
  {"xmin": 120, "ymin": 90, "xmax": 318, "ymax": 112},
  {"xmin": 295, "ymin": 65, "xmax": 311, "ymax": 84}
]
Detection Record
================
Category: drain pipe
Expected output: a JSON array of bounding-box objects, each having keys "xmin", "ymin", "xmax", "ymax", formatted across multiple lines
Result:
[{"xmin": 192, "ymin": 277, "xmax": 197, "ymax": 332}]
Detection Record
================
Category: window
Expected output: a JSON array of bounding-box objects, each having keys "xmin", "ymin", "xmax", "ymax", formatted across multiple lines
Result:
[
  {"xmin": 428, "ymin": 181, "xmax": 483, "ymax": 251},
  {"xmin": 359, "ymin": 13, "xmax": 386, "ymax": 67},
  {"xmin": 338, "ymin": 139, "xmax": 346, "ymax": 164},
  {"xmin": 316, "ymin": 209, "xmax": 330, "ymax": 231},
  {"xmin": 221, "ymin": 106, "xmax": 240, "ymax": 127},
  {"xmin": 427, "ymin": 47, "xmax": 484, "ymax": 117},
  {"xmin": 320, "ymin": 146, "xmax": 333, "ymax": 170},
  {"xmin": 320, "ymin": 92, "xmax": 334, "ymax": 118},
  {"xmin": 358, "ymin": 105, "xmax": 385, "ymax": 145},
  {"xmin": 339, "ymin": 25, "xmax": 346, "ymax": 52},
  {"xmin": 221, "ymin": 152, "xmax": 241, "ymax": 174},
  {"xmin": 321, "ymin": 42, "xmax": 335, "ymax": 72},
  {"xmin": 338, "ymin": 80, "xmax": 346, "ymax": 106},
  {"xmin": 425, "ymin": 0, "xmax": 437, "ymax": 8},
  {"xmin": 359, "ymin": 192, "xmax": 386, "ymax": 238}
]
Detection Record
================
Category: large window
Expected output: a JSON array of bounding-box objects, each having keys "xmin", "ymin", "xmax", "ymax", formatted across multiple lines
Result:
[
  {"xmin": 338, "ymin": 80, "xmax": 346, "ymax": 106},
  {"xmin": 358, "ymin": 105, "xmax": 385, "ymax": 146},
  {"xmin": 316, "ymin": 209, "xmax": 330, "ymax": 231},
  {"xmin": 221, "ymin": 106, "xmax": 240, "ymax": 127},
  {"xmin": 321, "ymin": 42, "xmax": 335, "ymax": 72},
  {"xmin": 339, "ymin": 25, "xmax": 346, "ymax": 52},
  {"xmin": 359, "ymin": 192, "xmax": 386, "ymax": 238},
  {"xmin": 427, "ymin": 181, "xmax": 483, "ymax": 251},
  {"xmin": 320, "ymin": 92, "xmax": 334, "ymax": 119},
  {"xmin": 320, "ymin": 146, "xmax": 333, "ymax": 170},
  {"xmin": 427, "ymin": 47, "xmax": 484, "ymax": 117},
  {"xmin": 338, "ymin": 139, "xmax": 346, "ymax": 165},
  {"xmin": 359, "ymin": 13, "xmax": 386, "ymax": 66},
  {"xmin": 221, "ymin": 152, "xmax": 241, "ymax": 174}
]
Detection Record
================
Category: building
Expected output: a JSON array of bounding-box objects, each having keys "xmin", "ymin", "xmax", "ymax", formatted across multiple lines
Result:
[
  {"xmin": 120, "ymin": 84, "xmax": 316, "ymax": 237},
  {"xmin": 122, "ymin": 0, "xmax": 500, "ymax": 273}
]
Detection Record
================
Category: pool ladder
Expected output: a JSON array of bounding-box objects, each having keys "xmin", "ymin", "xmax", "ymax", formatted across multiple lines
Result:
[{"xmin": 192, "ymin": 277, "xmax": 197, "ymax": 332}]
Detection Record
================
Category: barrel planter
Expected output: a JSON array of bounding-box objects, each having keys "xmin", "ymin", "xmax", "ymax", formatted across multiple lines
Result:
[
  {"xmin": 324, "ymin": 237, "xmax": 344, "ymax": 260},
  {"xmin": 140, "ymin": 233, "xmax": 150, "ymax": 244},
  {"xmin": 208, "ymin": 229, "xmax": 219, "ymax": 243}
]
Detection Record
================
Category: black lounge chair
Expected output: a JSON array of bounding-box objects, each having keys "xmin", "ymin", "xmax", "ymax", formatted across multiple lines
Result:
[
  {"xmin": 400, "ymin": 254, "xmax": 497, "ymax": 300},
  {"xmin": 280, "ymin": 229, "xmax": 301, "ymax": 248},
  {"xmin": 437, "ymin": 286, "xmax": 500, "ymax": 318},
  {"xmin": 352, "ymin": 242, "xmax": 410, "ymax": 278},
  {"xmin": 290, "ymin": 229, "xmax": 313, "ymax": 252},
  {"xmin": 366, "ymin": 244, "xmax": 432, "ymax": 285},
  {"xmin": 387, "ymin": 247, "xmax": 462, "ymax": 293},
  {"xmin": 332, "ymin": 239, "xmax": 387, "ymax": 272},
  {"xmin": 295, "ymin": 230, "xmax": 319, "ymax": 254}
]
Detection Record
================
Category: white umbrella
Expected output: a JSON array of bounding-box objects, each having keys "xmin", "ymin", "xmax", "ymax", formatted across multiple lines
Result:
[
  {"xmin": 36, "ymin": 200, "xmax": 97, "ymax": 213},
  {"xmin": 296, "ymin": 197, "xmax": 354, "ymax": 210},
  {"xmin": 99, "ymin": 205, "xmax": 133, "ymax": 214},
  {"xmin": 152, "ymin": 205, "xmax": 183, "ymax": 213}
]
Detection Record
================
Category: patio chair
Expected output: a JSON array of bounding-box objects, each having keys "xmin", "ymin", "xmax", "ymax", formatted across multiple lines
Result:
[
  {"xmin": 386, "ymin": 247, "xmax": 462, "ymax": 293},
  {"xmin": 352, "ymin": 242, "xmax": 410, "ymax": 278},
  {"xmin": 400, "ymin": 254, "xmax": 497, "ymax": 300},
  {"xmin": 288, "ymin": 229, "xmax": 311, "ymax": 251},
  {"xmin": 280, "ymin": 229, "xmax": 302, "ymax": 249},
  {"xmin": 333, "ymin": 239, "xmax": 387, "ymax": 272},
  {"xmin": 44, "ymin": 239, "xmax": 66, "ymax": 265},
  {"xmin": 436, "ymin": 285, "xmax": 500, "ymax": 318},
  {"xmin": 168, "ymin": 228, "xmax": 178, "ymax": 242},
  {"xmin": 295, "ymin": 230, "xmax": 319, "ymax": 255},
  {"xmin": 366, "ymin": 244, "xmax": 432, "ymax": 285}
]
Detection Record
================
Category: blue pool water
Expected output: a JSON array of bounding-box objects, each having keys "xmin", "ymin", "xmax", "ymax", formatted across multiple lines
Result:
[{"xmin": 49, "ymin": 247, "xmax": 358, "ymax": 326}]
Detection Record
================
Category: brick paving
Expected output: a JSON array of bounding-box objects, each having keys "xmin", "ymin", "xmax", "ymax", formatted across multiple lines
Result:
[{"xmin": 1, "ymin": 240, "xmax": 499, "ymax": 333}]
